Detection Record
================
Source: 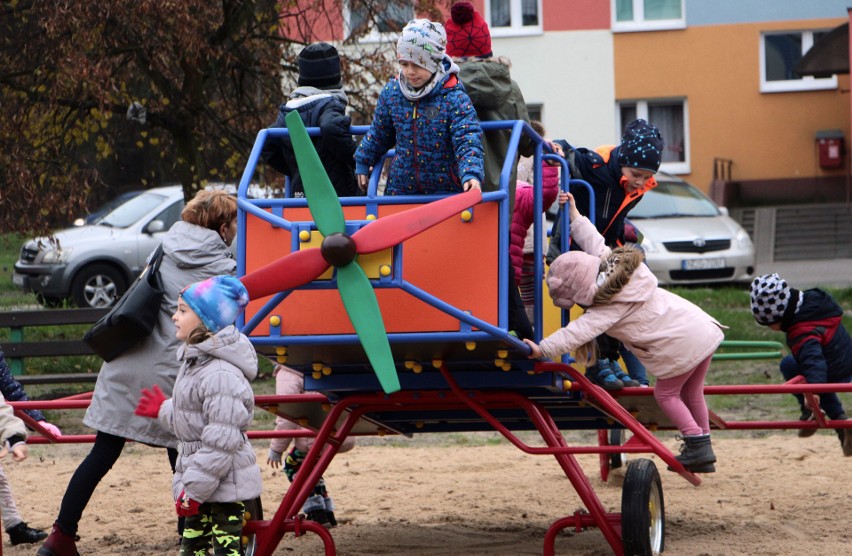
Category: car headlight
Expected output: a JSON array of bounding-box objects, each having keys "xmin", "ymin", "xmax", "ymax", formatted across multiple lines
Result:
[
  {"xmin": 640, "ymin": 236, "xmax": 660, "ymax": 253},
  {"xmin": 41, "ymin": 247, "xmax": 71, "ymax": 264},
  {"xmin": 735, "ymin": 228, "xmax": 753, "ymax": 248}
]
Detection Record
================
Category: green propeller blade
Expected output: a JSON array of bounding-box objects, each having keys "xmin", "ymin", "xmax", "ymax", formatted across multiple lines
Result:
[
  {"xmin": 284, "ymin": 110, "xmax": 345, "ymax": 237},
  {"xmin": 336, "ymin": 263, "xmax": 401, "ymax": 393}
]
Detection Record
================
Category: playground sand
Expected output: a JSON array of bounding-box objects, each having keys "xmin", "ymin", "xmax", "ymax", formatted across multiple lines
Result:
[{"xmin": 5, "ymin": 433, "xmax": 850, "ymax": 555}]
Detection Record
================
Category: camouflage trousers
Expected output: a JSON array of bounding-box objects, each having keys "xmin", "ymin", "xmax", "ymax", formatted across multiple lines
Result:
[{"xmin": 180, "ymin": 501, "xmax": 245, "ymax": 556}]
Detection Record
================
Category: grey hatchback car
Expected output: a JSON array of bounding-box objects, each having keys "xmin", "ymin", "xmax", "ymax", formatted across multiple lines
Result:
[{"xmin": 13, "ymin": 185, "xmax": 185, "ymax": 308}]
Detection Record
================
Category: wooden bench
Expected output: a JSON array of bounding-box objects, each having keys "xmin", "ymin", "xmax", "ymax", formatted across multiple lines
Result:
[{"xmin": 0, "ymin": 308, "xmax": 108, "ymax": 384}]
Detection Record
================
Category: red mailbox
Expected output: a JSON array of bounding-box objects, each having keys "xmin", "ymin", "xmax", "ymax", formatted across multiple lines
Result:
[{"xmin": 816, "ymin": 130, "xmax": 844, "ymax": 169}]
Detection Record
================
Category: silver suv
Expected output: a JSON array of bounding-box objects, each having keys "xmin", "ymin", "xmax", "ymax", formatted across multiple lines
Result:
[{"xmin": 13, "ymin": 186, "xmax": 185, "ymax": 308}]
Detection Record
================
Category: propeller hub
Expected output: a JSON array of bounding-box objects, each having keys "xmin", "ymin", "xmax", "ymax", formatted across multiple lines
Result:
[{"xmin": 320, "ymin": 232, "xmax": 357, "ymax": 267}]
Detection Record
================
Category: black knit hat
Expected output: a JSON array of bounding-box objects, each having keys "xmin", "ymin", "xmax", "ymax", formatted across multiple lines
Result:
[
  {"xmin": 297, "ymin": 42, "xmax": 342, "ymax": 89},
  {"xmin": 617, "ymin": 119, "xmax": 664, "ymax": 173}
]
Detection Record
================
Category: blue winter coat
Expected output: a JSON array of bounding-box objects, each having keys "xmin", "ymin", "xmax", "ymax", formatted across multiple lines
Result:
[{"xmin": 355, "ymin": 71, "xmax": 484, "ymax": 195}]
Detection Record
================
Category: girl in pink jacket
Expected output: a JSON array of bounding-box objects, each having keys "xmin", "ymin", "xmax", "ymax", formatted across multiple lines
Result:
[{"xmin": 524, "ymin": 193, "xmax": 725, "ymax": 473}]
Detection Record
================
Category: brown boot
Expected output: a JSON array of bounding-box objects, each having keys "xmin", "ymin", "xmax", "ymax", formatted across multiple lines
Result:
[{"xmin": 36, "ymin": 524, "xmax": 79, "ymax": 556}]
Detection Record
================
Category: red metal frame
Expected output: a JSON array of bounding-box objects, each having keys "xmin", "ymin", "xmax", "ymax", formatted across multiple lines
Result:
[{"xmin": 10, "ymin": 368, "xmax": 852, "ymax": 555}]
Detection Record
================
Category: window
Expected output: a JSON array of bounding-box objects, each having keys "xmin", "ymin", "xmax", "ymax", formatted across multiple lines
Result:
[
  {"xmin": 485, "ymin": 0, "xmax": 542, "ymax": 36},
  {"xmin": 760, "ymin": 30, "xmax": 838, "ymax": 93},
  {"xmin": 526, "ymin": 103, "xmax": 542, "ymax": 123},
  {"xmin": 612, "ymin": 0, "xmax": 685, "ymax": 32},
  {"xmin": 618, "ymin": 99, "xmax": 689, "ymax": 174},
  {"xmin": 345, "ymin": 0, "xmax": 413, "ymax": 41}
]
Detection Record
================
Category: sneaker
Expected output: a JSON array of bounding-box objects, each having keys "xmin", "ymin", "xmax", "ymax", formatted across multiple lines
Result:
[
  {"xmin": 7, "ymin": 521, "xmax": 48, "ymax": 545},
  {"xmin": 594, "ymin": 362, "xmax": 624, "ymax": 391},
  {"xmin": 612, "ymin": 367, "xmax": 641, "ymax": 388},
  {"xmin": 304, "ymin": 509, "xmax": 331, "ymax": 527},
  {"xmin": 798, "ymin": 409, "xmax": 817, "ymax": 438},
  {"xmin": 326, "ymin": 511, "xmax": 338, "ymax": 528}
]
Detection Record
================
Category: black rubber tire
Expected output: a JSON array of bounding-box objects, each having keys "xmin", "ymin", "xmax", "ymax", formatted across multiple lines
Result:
[
  {"xmin": 241, "ymin": 497, "xmax": 264, "ymax": 556},
  {"xmin": 609, "ymin": 428, "xmax": 628, "ymax": 469},
  {"xmin": 70, "ymin": 263, "xmax": 127, "ymax": 308},
  {"xmin": 622, "ymin": 458, "xmax": 665, "ymax": 556}
]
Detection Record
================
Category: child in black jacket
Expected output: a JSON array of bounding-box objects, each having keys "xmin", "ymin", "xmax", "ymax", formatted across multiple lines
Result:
[{"xmin": 750, "ymin": 273, "xmax": 852, "ymax": 455}]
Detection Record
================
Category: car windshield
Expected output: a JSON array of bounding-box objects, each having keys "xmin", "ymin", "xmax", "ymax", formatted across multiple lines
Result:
[
  {"xmin": 99, "ymin": 191, "xmax": 170, "ymax": 228},
  {"xmin": 628, "ymin": 180, "xmax": 720, "ymax": 219}
]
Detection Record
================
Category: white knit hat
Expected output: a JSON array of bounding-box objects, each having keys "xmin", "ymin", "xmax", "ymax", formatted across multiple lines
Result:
[{"xmin": 397, "ymin": 19, "xmax": 447, "ymax": 73}]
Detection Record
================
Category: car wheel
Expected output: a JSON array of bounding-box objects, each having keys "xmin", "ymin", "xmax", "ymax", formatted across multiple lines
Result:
[{"xmin": 71, "ymin": 264, "xmax": 127, "ymax": 308}]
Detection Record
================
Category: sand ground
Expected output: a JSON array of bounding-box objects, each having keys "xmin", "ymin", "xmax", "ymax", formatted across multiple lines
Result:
[{"xmin": 3, "ymin": 430, "xmax": 851, "ymax": 555}]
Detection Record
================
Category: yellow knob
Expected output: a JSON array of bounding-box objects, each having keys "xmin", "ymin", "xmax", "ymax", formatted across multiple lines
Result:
[
  {"xmin": 465, "ymin": 341, "xmax": 476, "ymax": 351},
  {"xmin": 404, "ymin": 360, "xmax": 415, "ymax": 369},
  {"xmin": 276, "ymin": 355, "xmax": 287, "ymax": 364},
  {"xmin": 380, "ymin": 265, "xmax": 391, "ymax": 276},
  {"xmin": 494, "ymin": 359, "xmax": 504, "ymax": 367},
  {"xmin": 413, "ymin": 363, "xmax": 423, "ymax": 373},
  {"xmin": 299, "ymin": 230, "xmax": 311, "ymax": 242},
  {"xmin": 241, "ymin": 535, "xmax": 249, "ymax": 545},
  {"xmin": 563, "ymin": 381, "xmax": 572, "ymax": 391},
  {"xmin": 366, "ymin": 213, "xmax": 377, "ymax": 221},
  {"xmin": 312, "ymin": 362, "xmax": 323, "ymax": 372},
  {"xmin": 322, "ymin": 366, "xmax": 332, "ymax": 376},
  {"xmin": 432, "ymin": 359, "xmax": 442, "ymax": 368},
  {"xmin": 269, "ymin": 315, "xmax": 281, "ymax": 327},
  {"xmin": 497, "ymin": 349, "xmax": 508, "ymax": 359},
  {"xmin": 502, "ymin": 363, "xmax": 511, "ymax": 371},
  {"xmin": 415, "ymin": 421, "xmax": 424, "ymax": 429},
  {"xmin": 312, "ymin": 371, "xmax": 321, "ymax": 379},
  {"xmin": 461, "ymin": 209, "xmax": 472, "ymax": 221},
  {"xmin": 298, "ymin": 418, "xmax": 309, "ymax": 427},
  {"xmin": 321, "ymin": 403, "xmax": 331, "ymax": 412},
  {"xmin": 275, "ymin": 346, "xmax": 287, "ymax": 355}
]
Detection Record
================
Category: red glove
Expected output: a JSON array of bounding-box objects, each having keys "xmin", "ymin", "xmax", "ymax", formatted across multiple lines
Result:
[
  {"xmin": 135, "ymin": 384, "xmax": 166, "ymax": 418},
  {"xmin": 175, "ymin": 490, "xmax": 201, "ymax": 517}
]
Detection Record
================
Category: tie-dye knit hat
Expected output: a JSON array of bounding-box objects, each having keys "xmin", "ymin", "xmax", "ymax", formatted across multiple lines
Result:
[
  {"xmin": 749, "ymin": 273, "xmax": 802, "ymax": 325},
  {"xmin": 180, "ymin": 275, "xmax": 249, "ymax": 334},
  {"xmin": 617, "ymin": 119, "xmax": 665, "ymax": 173},
  {"xmin": 446, "ymin": 2, "xmax": 493, "ymax": 58},
  {"xmin": 397, "ymin": 19, "xmax": 447, "ymax": 73}
]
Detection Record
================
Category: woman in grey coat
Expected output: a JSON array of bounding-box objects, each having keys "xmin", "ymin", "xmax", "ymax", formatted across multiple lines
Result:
[{"xmin": 38, "ymin": 190, "xmax": 239, "ymax": 556}]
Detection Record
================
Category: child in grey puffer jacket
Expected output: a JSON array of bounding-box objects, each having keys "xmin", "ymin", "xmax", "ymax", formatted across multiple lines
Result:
[{"xmin": 136, "ymin": 275, "xmax": 261, "ymax": 555}]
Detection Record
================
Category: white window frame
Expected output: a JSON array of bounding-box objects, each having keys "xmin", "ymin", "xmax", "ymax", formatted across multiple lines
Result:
[
  {"xmin": 343, "ymin": 0, "xmax": 414, "ymax": 43},
  {"xmin": 759, "ymin": 30, "xmax": 838, "ymax": 93},
  {"xmin": 484, "ymin": 0, "xmax": 543, "ymax": 38},
  {"xmin": 611, "ymin": 0, "xmax": 685, "ymax": 33},
  {"xmin": 617, "ymin": 98, "xmax": 690, "ymax": 175}
]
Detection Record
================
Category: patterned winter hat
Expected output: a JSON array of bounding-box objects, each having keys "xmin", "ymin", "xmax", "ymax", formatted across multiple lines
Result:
[
  {"xmin": 617, "ymin": 119, "xmax": 665, "ymax": 173},
  {"xmin": 445, "ymin": 2, "xmax": 493, "ymax": 58},
  {"xmin": 749, "ymin": 273, "xmax": 801, "ymax": 325},
  {"xmin": 397, "ymin": 19, "xmax": 447, "ymax": 73},
  {"xmin": 546, "ymin": 251, "xmax": 602, "ymax": 309},
  {"xmin": 180, "ymin": 275, "xmax": 249, "ymax": 334},
  {"xmin": 297, "ymin": 42, "xmax": 342, "ymax": 89}
]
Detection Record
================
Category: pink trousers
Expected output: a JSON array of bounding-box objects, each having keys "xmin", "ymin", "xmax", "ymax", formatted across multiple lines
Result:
[{"xmin": 653, "ymin": 355, "xmax": 713, "ymax": 437}]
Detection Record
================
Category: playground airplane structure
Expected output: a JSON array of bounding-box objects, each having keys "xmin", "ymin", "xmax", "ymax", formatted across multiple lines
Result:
[{"xmin": 11, "ymin": 114, "xmax": 852, "ymax": 556}]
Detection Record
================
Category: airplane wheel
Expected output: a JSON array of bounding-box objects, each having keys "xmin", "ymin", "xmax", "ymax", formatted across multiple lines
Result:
[
  {"xmin": 241, "ymin": 497, "xmax": 264, "ymax": 556},
  {"xmin": 621, "ymin": 459, "xmax": 665, "ymax": 556}
]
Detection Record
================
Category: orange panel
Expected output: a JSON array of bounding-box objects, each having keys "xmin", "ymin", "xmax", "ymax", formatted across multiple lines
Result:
[{"xmin": 243, "ymin": 201, "xmax": 500, "ymax": 337}]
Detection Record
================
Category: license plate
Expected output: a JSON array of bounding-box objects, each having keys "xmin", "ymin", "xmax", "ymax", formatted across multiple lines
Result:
[
  {"xmin": 682, "ymin": 258, "xmax": 725, "ymax": 270},
  {"xmin": 12, "ymin": 273, "xmax": 25, "ymax": 287}
]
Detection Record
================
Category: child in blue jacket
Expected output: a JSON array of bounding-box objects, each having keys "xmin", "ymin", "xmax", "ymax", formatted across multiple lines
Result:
[
  {"xmin": 355, "ymin": 19, "xmax": 483, "ymax": 195},
  {"xmin": 750, "ymin": 273, "xmax": 852, "ymax": 455}
]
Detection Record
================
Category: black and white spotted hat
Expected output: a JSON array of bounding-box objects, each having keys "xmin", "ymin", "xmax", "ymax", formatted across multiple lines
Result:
[{"xmin": 749, "ymin": 273, "xmax": 800, "ymax": 325}]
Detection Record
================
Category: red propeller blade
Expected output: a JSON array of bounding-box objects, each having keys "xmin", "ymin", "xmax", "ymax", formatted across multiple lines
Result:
[
  {"xmin": 240, "ymin": 247, "xmax": 329, "ymax": 300},
  {"xmin": 353, "ymin": 189, "xmax": 482, "ymax": 255}
]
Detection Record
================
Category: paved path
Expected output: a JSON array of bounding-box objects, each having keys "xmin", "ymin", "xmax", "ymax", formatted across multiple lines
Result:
[{"xmin": 755, "ymin": 258, "xmax": 852, "ymax": 289}]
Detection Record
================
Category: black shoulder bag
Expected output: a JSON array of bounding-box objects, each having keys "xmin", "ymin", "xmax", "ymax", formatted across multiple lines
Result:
[{"xmin": 83, "ymin": 244, "xmax": 165, "ymax": 361}]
